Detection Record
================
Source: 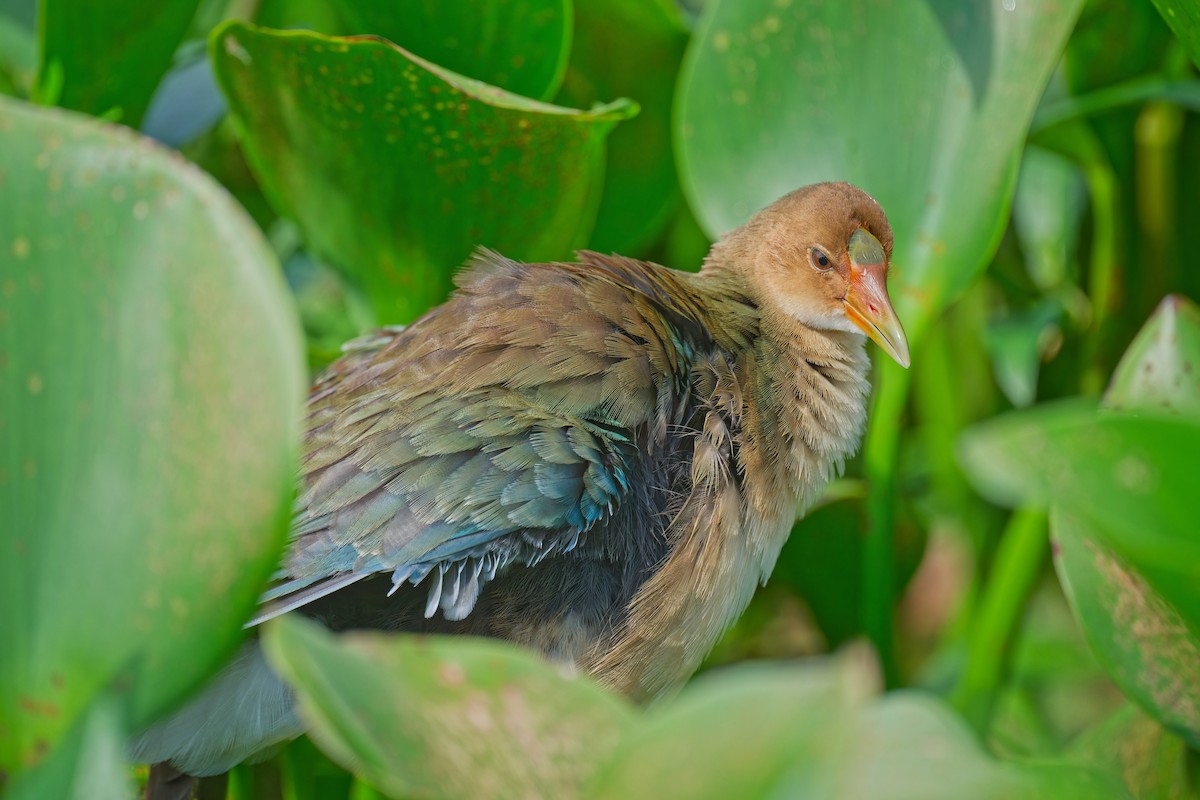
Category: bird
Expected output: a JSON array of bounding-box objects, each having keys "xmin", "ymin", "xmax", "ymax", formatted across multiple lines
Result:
[{"xmin": 131, "ymin": 181, "xmax": 910, "ymax": 796}]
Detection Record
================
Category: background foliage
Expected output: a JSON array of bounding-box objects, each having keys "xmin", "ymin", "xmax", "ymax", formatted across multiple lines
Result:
[{"xmin": 2, "ymin": 0, "xmax": 1199, "ymax": 797}]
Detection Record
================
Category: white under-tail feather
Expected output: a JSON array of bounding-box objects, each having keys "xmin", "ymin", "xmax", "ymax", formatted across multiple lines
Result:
[{"xmin": 128, "ymin": 640, "xmax": 303, "ymax": 776}]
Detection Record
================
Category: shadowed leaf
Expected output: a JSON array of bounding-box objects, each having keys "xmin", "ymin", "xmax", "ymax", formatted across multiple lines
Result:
[
  {"xmin": 211, "ymin": 22, "xmax": 636, "ymax": 323},
  {"xmin": 37, "ymin": 0, "xmax": 202, "ymax": 126}
]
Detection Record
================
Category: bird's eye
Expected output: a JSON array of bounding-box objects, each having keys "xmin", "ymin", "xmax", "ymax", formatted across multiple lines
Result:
[{"xmin": 809, "ymin": 248, "xmax": 833, "ymax": 271}]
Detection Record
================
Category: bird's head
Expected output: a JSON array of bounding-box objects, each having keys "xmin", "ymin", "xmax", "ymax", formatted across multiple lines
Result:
[{"xmin": 706, "ymin": 182, "xmax": 911, "ymax": 368}]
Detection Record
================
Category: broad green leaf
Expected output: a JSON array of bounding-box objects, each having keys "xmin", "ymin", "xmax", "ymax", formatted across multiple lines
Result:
[
  {"xmin": 851, "ymin": 694, "xmax": 1128, "ymax": 800},
  {"xmin": 676, "ymin": 0, "xmax": 1083, "ymax": 342},
  {"xmin": 1053, "ymin": 296, "xmax": 1200, "ymax": 747},
  {"xmin": 557, "ymin": 0, "xmax": 688, "ymax": 252},
  {"xmin": 1149, "ymin": 0, "xmax": 1200, "ymax": 72},
  {"xmin": 1069, "ymin": 704, "xmax": 1190, "ymax": 800},
  {"xmin": 0, "ymin": 98, "xmax": 304, "ymax": 774},
  {"xmin": 958, "ymin": 402, "xmax": 1200, "ymax": 569},
  {"xmin": 339, "ymin": 0, "xmax": 571, "ymax": 101},
  {"xmin": 984, "ymin": 300, "xmax": 1063, "ymax": 408},
  {"xmin": 212, "ymin": 22, "xmax": 636, "ymax": 323},
  {"xmin": 590, "ymin": 650, "xmax": 873, "ymax": 799},
  {"xmin": 592, "ymin": 651, "xmax": 1123, "ymax": 799},
  {"xmin": 36, "ymin": 0, "xmax": 202, "ymax": 126},
  {"xmin": 5, "ymin": 698, "xmax": 129, "ymax": 800},
  {"xmin": 1055, "ymin": 513, "xmax": 1200, "ymax": 750},
  {"xmin": 264, "ymin": 616, "xmax": 634, "ymax": 800}
]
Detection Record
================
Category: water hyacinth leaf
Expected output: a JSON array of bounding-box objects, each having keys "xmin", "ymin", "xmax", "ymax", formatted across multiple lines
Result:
[
  {"xmin": 37, "ymin": 0, "xmax": 202, "ymax": 126},
  {"xmin": 0, "ymin": 98, "xmax": 303, "ymax": 774},
  {"xmin": 850, "ymin": 694, "xmax": 1127, "ymax": 800},
  {"xmin": 211, "ymin": 22, "xmax": 636, "ymax": 323},
  {"xmin": 1052, "ymin": 296, "xmax": 1200, "ymax": 745},
  {"xmin": 959, "ymin": 401, "xmax": 1200, "ymax": 568},
  {"xmin": 984, "ymin": 300, "xmax": 1063, "ymax": 408},
  {"xmin": 5, "ymin": 698, "xmax": 129, "ymax": 800},
  {"xmin": 1068, "ymin": 704, "xmax": 1191, "ymax": 799},
  {"xmin": 592, "ymin": 652, "xmax": 1123, "ymax": 799},
  {"xmin": 1054, "ymin": 512, "xmax": 1200, "ymax": 749},
  {"xmin": 677, "ymin": 0, "xmax": 1083, "ymax": 342},
  {"xmin": 339, "ymin": 0, "xmax": 571, "ymax": 101},
  {"xmin": 557, "ymin": 0, "xmax": 688, "ymax": 252},
  {"xmin": 590, "ymin": 650, "xmax": 873, "ymax": 799},
  {"xmin": 1012, "ymin": 146, "xmax": 1087, "ymax": 291},
  {"xmin": 264, "ymin": 617, "xmax": 634, "ymax": 800},
  {"xmin": 1104, "ymin": 295, "xmax": 1200, "ymax": 416}
]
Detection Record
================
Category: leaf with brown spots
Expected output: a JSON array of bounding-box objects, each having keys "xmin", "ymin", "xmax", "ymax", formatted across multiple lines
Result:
[
  {"xmin": 210, "ymin": 21, "xmax": 637, "ymax": 324},
  {"xmin": 264, "ymin": 616, "xmax": 634, "ymax": 800},
  {"xmin": 0, "ymin": 97, "xmax": 304, "ymax": 777},
  {"xmin": 1052, "ymin": 295, "xmax": 1200, "ymax": 748}
]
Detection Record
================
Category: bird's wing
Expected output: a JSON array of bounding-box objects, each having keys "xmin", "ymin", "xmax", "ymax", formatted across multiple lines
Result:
[{"xmin": 250, "ymin": 250, "xmax": 712, "ymax": 626}]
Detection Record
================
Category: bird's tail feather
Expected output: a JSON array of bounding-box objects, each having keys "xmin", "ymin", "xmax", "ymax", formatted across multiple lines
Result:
[{"xmin": 127, "ymin": 640, "xmax": 303, "ymax": 777}]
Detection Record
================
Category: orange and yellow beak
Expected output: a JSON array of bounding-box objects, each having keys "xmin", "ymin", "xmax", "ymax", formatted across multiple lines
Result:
[{"xmin": 845, "ymin": 228, "xmax": 911, "ymax": 368}]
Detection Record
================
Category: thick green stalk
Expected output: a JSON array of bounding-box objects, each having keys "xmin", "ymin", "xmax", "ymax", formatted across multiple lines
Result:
[
  {"xmin": 951, "ymin": 506, "xmax": 1049, "ymax": 734},
  {"xmin": 863, "ymin": 358, "xmax": 912, "ymax": 689}
]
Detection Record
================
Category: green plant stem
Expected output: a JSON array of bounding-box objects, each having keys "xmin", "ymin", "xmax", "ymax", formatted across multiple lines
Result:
[
  {"xmin": 951, "ymin": 506, "xmax": 1049, "ymax": 735},
  {"xmin": 863, "ymin": 358, "xmax": 912, "ymax": 689}
]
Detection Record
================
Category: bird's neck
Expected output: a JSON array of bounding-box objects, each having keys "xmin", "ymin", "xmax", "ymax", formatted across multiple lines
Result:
[{"xmin": 733, "ymin": 306, "xmax": 873, "ymax": 581}]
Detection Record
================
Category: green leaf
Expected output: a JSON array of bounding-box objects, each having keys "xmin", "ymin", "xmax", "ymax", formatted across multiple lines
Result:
[
  {"xmin": 590, "ymin": 650, "xmax": 873, "ymax": 799},
  {"xmin": 853, "ymin": 694, "xmax": 1128, "ymax": 800},
  {"xmin": 960, "ymin": 402, "xmax": 1200, "ymax": 567},
  {"xmin": 1012, "ymin": 146, "xmax": 1087, "ymax": 290},
  {"xmin": 591, "ymin": 650, "xmax": 1124, "ymax": 799},
  {"xmin": 676, "ymin": 0, "xmax": 1083, "ymax": 342},
  {"xmin": 1069, "ymin": 704, "xmax": 1191, "ymax": 800},
  {"xmin": 1104, "ymin": 295, "xmax": 1200, "ymax": 416},
  {"xmin": 0, "ymin": 97, "xmax": 304, "ymax": 775},
  {"xmin": 211, "ymin": 22, "xmax": 636, "ymax": 323},
  {"xmin": 1054, "ymin": 513, "xmax": 1200, "ymax": 750},
  {"xmin": 339, "ymin": 0, "xmax": 571, "ymax": 101},
  {"xmin": 1149, "ymin": 0, "xmax": 1200, "ymax": 71},
  {"xmin": 1051, "ymin": 296, "xmax": 1200, "ymax": 748},
  {"xmin": 5, "ymin": 698, "xmax": 129, "ymax": 800},
  {"xmin": 36, "ymin": 0, "xmax": 202, "ymax": 126},
  {"xmin": 557, "ymin": 0, "xmax": 688, "ymax": 252},
  {"xmin": 263, "ymin": 616, "xmax": 634, "ymax": 800}
]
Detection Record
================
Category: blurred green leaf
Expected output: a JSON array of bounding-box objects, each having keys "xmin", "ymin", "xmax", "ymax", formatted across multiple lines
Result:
[
  {"xmin": 1149, "ymin": 0, "xmax": 1200, "ymax": 71},
  {"xmin": 1013, "ymin": 146, "xmax": 1087, "ymax": 290},
  {"xmin": 1069, "ymin": 704, "xmax": 1190, "ymax": 800},
  {"xmin": 590, "ymin": 650, "xmax": 872, "ymax": 799},
  {"xmin": 984, "ymin": 300, "xmax": 1063, "ymax": 408},
  {"xmin": 264, "ymin": 617, "xmax": 634, "ymax": 800},
  {"xmin": 557, "ymin": 0, "xmax": 688, "ymax": 252},
  {"xmin": 36, "ymin": 0, "xmax": 202, "ymax": 126},
  {"xmin": 5, "ymin": 698, "xmax": 129, "ymax": 800},
  {"xmin": 0, "ymin": 12, "xmax": 34, "ymax": 96},
  {"xmin": 592, "ymin": 649, "xmax": 1124, "ymax": 799},
  {"xmin": 1104, "ymin": 295, "xmax": 1200, "ymax": 416},
  {"xmin": 677, "ymin": 0, "xmax": 1083, "ymax": 342},
  {"xmin": 1052, "ymin": 295, "xmax": 1200, "ymax": 748},
  {"xmin": 0, "ymin": 97, "xmax": 303, "ymax": 775},
  {"xmin": 959, "ymin": 398, "xmax": 1199, "ymax": 568},
  {"xmin": 854, "ymin": 694, "xmax": 1127, "ymax": 800},
  {"xmin": 1054, "ymin": 512, "xmax": 1200, "ymax": 751},
  {"xmin": 211, "ymin": 22, "xmax": 636, "ymax": 323},
  {"xmin": 339, "ymin": 0, "xmax": 571, "ymax": 101}
]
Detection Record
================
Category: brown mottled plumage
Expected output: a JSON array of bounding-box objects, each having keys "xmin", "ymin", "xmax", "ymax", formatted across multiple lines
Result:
[{"xmin": 133, "ymin": 182, "xmax": 910, "ymax": 788}]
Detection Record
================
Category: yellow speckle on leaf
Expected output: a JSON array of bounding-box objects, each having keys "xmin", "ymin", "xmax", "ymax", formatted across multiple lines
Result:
[
  {"xmin": 12, "ymin": 236, "xmax": 30, "ymax": 258},
  {"xmin": 27, "ymin": 373, "xmax": 43, "ymax": 395}
]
